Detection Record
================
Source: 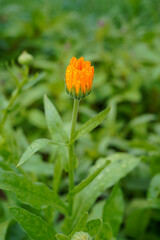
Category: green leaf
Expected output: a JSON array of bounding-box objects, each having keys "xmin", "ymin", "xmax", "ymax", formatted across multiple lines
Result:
[
  {"xmin": 0, "ymin": 159, "xmax": 12, "ymax": 171},
  {"xmin": 0, "ymin": 171, "xmax": 67, "ymax": 214},
  {"xmin": 74, "ymin": 106, "xmax": 111, "ymax": 140},
  {"xmin": 53, "ymin": 155, "xmax": 62, "ymax": 196},
  {"xmin": 147, "ymin": 198, "xmax": 160, "ymax": 209},
  {"xmin": 44, "ymin": 95, "xmax": 69, "ymax": 170},
  {"xmin": 28, "ymin": 109, "xmax": 46, "ymax": 129},
  {"xmin": 44, "ymin": 95, "xmax": 68, "ymax": 143},
  {"xmin": 5, "ymin": 62, "xmax": 19, "ymax": 86},
  {"xmin": 70, "ymin": 212, "xmax": 88, "ymax": 237},
  {"xmin": 89, "ymin": 200, "xmax": 106, "ymax": 220},
  {"xmin": 84, "ymin": 219, "xmax": 102, "ymax": 237},
  {"xmin": 56, "ymin": 234, "xmax": 69, "ymax": 240},
  {"xmin": 129, "ymin": 140, "xmax": 158, "ymax": 151},
  {"xmin": 58, "ymin": 144, "xmax": 69, "ymax": 172},
  {"xmin": 70, "ymin": 153, "xmax": 140, "ymax": 230},
  {"xmin": 150, "ymin": 154, "xmax": 160, "ymax": 175},
  {"xmin": 22, "ymin": 155, "xmax": 54, "ymax": 176},
  {"xmin": 125, "ymin": 200, "xmax": 151, "ymax": 238},
  {"xmin": 23, "ymin": 72, "xmax": 47, "ymax": 90},
  {"xmin": 103, "ymin": 185, "xmax": 124, "ymax": 236},
  {"xmin": 95, "ymin": 222, "xmax": 113, "ymax": 240},
  {"xmin": 0, "ymin": 220, "xmax": 10, "ymax": 240},
  {"xmin": 147, "ymin": 173, "xmax": 160, "ymax": 200},
  {"xmin": 129, "ymin": 114, "xmax": 156, "ymax": 128},
  {"xmin": 10, "ymin": 207, "xmax": 56, "ymax": 240},
  {"xmin": 126, "ymin": 209, "xmax": 151, "ymax": 238},
  {"xmin": 71, "ymin": 160, "xmax": 111, "ymax": 195},
  {"xmin": 17, "ymin": 138, "xmax": 53, "ymax": 167}
]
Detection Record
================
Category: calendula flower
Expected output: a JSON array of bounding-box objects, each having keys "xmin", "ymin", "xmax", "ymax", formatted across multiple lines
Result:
[{"xmin": 65, "ymin": 57, "xmax": 94, "ymax": 99}]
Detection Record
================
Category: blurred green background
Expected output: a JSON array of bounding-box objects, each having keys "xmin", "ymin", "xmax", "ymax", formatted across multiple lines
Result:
[{"xmin": 0, "ymin": 0, "xmax": 160, "ymax": 239}]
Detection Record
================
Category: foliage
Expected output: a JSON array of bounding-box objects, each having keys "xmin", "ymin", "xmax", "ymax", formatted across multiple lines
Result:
[{"xmin": 0, "ymin": 0, "xmax": 160, "ymax": 240}]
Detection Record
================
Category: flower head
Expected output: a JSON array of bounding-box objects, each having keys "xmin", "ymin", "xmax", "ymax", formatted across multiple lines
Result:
[{"xmin": 65, "ymin": 57, "xmax": 94, "ymax": 99}]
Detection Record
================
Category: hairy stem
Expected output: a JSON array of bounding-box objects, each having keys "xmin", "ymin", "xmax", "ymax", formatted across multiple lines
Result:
[{"xmin": 68, "ymin": 98, "xmax": 79, "ymax": 215}]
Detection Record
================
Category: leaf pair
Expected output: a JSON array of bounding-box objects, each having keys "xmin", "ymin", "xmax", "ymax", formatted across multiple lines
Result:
[
  {"xmin": 17, "ymin": 96, "xmax": 111, "ymax": 168},
  {"xmin": 17, "ymin": 95, "xmax": 69, "ymax": 170}
]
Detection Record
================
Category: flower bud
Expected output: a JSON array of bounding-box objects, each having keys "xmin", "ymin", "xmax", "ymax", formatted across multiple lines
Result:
[
  {"xmin": 65, "ymin": 57, "xmax": 94, "ymax": 99},
  {"xmin": 71, "ymin": 231, "xmax": 92, "ymax": 240},
  {"xmin": 18, "ymin": 51, "xmax": 33, "ymax": 65}
]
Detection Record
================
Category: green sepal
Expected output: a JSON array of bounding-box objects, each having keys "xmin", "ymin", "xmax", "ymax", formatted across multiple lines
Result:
[{"xmin": 66, "ymin": 86, "xmax": 91, "ymax": 100}]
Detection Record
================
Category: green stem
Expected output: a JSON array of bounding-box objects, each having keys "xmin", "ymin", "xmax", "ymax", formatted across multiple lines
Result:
[
  {"xmin": 0, "ymin": 72, "xmax": 28, "ymax": 130},
  {"xmin": 68, "ymin": 98, "xmax": 79, "ymax": 215}
]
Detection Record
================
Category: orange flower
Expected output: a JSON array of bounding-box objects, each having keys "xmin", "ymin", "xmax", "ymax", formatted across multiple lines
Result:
[{"xmin": 65, "ymin": 57, "xmax": 94, "ymax": 99}]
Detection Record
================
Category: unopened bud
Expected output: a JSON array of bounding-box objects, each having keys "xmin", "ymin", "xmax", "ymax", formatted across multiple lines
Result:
[{"xmin": 18, "ymin": 51, "xmax": 33, "ymax": 65}]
